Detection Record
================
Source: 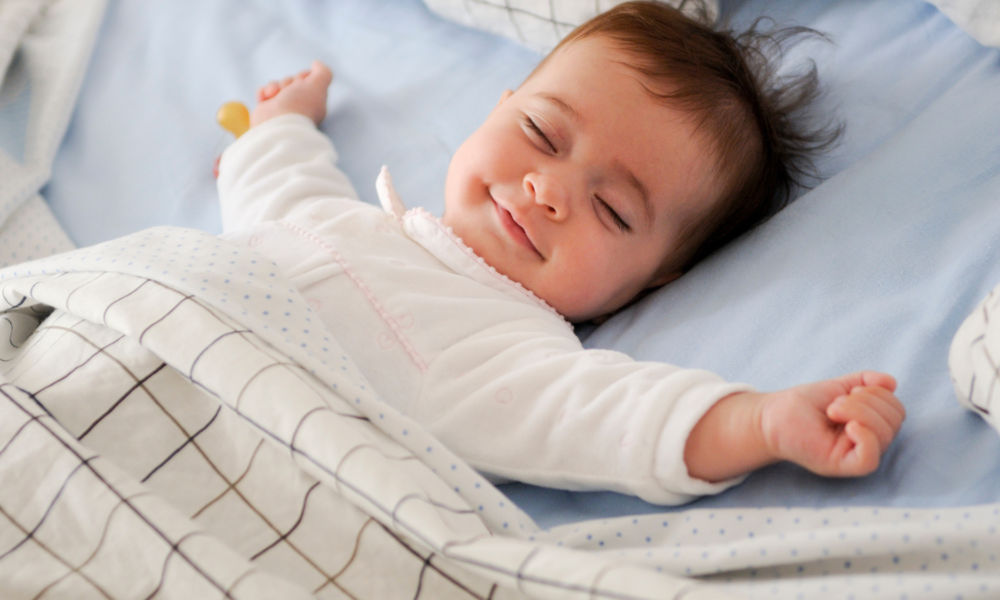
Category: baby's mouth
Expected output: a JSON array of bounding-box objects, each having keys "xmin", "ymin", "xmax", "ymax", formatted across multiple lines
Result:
[{"xmin": 493, "ymin": 199, "xmax": 542, "ymax": 257}]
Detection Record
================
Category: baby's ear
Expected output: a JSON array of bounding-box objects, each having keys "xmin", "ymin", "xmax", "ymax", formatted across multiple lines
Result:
[
  {"xmin": 496, "ymin": 89, "xmax": 514, "ymax": 106},
  {"xmin": 648, "ymin": 270, "xmax": 683, "ymax": 288}
]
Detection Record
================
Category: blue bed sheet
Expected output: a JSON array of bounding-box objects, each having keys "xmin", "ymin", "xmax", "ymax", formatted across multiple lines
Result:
[{"xmin": 41, "ymin": 0, "xmax": 1000, "ymax": 530}]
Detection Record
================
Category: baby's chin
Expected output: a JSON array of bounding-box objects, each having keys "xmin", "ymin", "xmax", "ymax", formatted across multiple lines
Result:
[{"xmin": 546, "ymin": 283, "xmax": 649, "ymax": 324}]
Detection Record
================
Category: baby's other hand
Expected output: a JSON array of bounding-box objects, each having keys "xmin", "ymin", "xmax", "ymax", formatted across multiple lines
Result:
[
  {"xmin": 762, "ymin": 371, "xmax": 905, "ymax": 477},
  {"xmin": 250, "ymin": 60, "xmax": 333, "ymax": 128}
]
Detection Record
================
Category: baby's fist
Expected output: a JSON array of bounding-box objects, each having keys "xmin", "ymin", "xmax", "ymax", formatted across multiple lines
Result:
[
  {"xmin": 762, "ymin": 371, "xmax": 905, "ymax": 477},
  {"xmin": 822, "ymin": 373, "xmax": 905, "ymax": 475}
]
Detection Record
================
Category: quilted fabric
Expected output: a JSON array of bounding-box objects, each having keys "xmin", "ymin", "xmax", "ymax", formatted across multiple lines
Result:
[
  {"xmin": 950, "ymin": 284, "xmax": 1000, "ymax": 429},
  {"xmin": 420, "ymin": 0, "xmax": 718, "ymax": 53},
  {"xmin": 927, "ymin": 0, "xmax": 1000, "ymax": 47}
]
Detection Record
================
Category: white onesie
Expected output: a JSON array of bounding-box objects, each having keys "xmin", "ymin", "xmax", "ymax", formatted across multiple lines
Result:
[{"xmin": 217, "ymin": 114, "xmax": 753, "ymax": 505}]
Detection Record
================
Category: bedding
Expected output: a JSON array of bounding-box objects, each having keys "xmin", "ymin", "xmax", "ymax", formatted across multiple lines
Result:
[
  {"xmin": 5, "ymin": 0, "xmax": 1000, "ymax": 597},
  {"xmin": 951, "ymin": 281, "xmax": 1000, "ymax": 433},
  {"xmin": 927, "ymin": 0, "xmax": 1000, "ymax": 47},
  {"xmin": 3, "ymin": 227, "xmax": 1000, "ymax": 600},
  {"xmin": 0, "ymin": 0, "xmax": 98, "ymax": 268}
]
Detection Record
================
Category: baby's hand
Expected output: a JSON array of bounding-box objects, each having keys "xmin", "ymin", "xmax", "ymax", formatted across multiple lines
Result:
[
  {"xmin": 250, "ymin": 60, "xmax": 333, "ymax": 128},
  {"xmin": 761, "ymin": 371, "xmax": 906, "ymax": 477},
  {"xmin": 686, "ymin": 371, "xmax": 905, "ymax": 482}
]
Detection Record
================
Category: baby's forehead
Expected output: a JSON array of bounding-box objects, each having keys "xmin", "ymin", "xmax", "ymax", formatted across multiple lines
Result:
[
  {"xmin": 528, "ymin": 36, "xmax": 683, "ymax": 112},
  {"xmin": 529, "ymin": 34, "xmax": 641, "ymax": 79}
]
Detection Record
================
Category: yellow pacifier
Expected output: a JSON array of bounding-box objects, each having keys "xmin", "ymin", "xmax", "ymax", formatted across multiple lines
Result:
[{"xmin": 216, "ymin": 101, "xmax": 250, "ymax": 138}]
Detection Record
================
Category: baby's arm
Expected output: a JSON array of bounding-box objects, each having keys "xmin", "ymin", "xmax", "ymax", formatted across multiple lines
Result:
[
  {"xmin": 217, "ymin": 61, "xmax": 360, "ymax": 232},
  {"xmin": 684, "ymin": 371, "xmax": 905, "ymax": 482}
]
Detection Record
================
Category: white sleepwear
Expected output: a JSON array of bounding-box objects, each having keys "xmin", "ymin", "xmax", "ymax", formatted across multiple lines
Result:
[{"xmin": 217, "ymin": 114, "xmax": 753, "ymax": 505}]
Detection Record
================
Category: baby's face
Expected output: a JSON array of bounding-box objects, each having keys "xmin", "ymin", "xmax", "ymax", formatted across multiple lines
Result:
[{"xmin": 443, "ymin": 36, "xmax": 722, "ymax": 321}]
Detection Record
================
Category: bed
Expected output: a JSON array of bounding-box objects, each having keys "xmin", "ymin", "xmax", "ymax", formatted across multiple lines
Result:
[{"xmin": 2, "ymin": 0, "xmax": 1000, "ymax": 598}]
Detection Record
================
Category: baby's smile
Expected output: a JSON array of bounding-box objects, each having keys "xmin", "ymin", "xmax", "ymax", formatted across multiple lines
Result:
[{"xmin": 492, "ymin": 196, "xmax": 542, "ymax": 257}]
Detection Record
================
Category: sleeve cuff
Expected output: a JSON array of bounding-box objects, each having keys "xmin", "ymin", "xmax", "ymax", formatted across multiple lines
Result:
[{"xmin": 652, "ymin": 376, "xmax": 756, "ymax": 498}]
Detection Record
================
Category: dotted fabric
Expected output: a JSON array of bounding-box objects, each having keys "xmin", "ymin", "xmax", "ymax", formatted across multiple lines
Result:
[
  {"xmin": 0, "ymin": 194, "xmax": 74, "ymax": 268},
  {"xmin": 540, "ymin": 506, "xmax": 1000, "ymax": 599}
]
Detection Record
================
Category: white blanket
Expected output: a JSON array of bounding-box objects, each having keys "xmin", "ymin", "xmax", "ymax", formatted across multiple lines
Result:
[
  {"xmin": 0, "ymin": 0, "xmax": 102, "ymax": 265},
  {"xmin": 2, "ymin": 226, "xmax": 1000, "ymax": 600}
]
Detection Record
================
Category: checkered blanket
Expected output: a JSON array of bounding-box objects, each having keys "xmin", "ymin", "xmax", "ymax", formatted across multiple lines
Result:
[{"xmin": 0, "ymin": 227, "xmax": 723, "ymax": 600}]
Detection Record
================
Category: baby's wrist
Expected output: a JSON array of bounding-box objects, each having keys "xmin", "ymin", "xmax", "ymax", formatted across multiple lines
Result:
[
  {"xmin": 251, "ymin": 106, "xmax": 314, "ymax": 129},
  {"xmin": 723, "ymin": 390, "xmax": 779, "ymax": 466},
  {"xmin": 685, "ymin": 390, "xmax": 777, "ymax": 482}
]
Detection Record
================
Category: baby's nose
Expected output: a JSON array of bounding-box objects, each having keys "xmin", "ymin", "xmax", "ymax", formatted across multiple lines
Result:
[{"xmin": 524, "ymin": 172, "xmax": 569, "ymax": 221}]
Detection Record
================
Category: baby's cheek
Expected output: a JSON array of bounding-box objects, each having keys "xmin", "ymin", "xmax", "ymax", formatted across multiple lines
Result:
[{"xmin": 541, "ymin": 263, "xmax": 611, "ymax": 321}]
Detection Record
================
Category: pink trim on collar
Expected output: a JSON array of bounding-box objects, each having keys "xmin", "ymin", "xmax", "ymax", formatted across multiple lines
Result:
[{"xmin": 403, "ymin": 207, "xmax": 571, "ymax": 329}]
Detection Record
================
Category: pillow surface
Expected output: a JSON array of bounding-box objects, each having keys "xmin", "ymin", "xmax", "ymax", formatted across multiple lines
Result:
[{"xmin": 421, "ymin": 0, "xmax": 718, "ymax": 52}]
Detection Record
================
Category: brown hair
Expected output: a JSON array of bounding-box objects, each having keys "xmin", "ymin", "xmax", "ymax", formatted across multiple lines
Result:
[{"xmin": 535, "ymin": 1, "xmax": 841, "ymax": 272}]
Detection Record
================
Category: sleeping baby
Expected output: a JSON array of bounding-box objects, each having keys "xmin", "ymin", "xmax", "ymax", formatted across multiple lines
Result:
[{"xmin": 216, "ymin": 1, "xmax": 905, "ymax": 504}]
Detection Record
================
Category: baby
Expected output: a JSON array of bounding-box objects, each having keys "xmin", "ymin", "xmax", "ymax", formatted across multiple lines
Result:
[{"xmin": 218, "ymin": 2, "xmax": 904, "ymax": 503}]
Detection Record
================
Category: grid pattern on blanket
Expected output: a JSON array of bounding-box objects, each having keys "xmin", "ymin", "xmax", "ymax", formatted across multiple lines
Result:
[
  {"xmin": 0, "ymin": 285, "xmax": 507, "ymax": 598},
  {"xmin": 423, "ymin": 0, "xmax": 582, "ymax": 51},
  {"xmin": 951, "ymin": 287, "xmax": 1000, "ymax": 431}
]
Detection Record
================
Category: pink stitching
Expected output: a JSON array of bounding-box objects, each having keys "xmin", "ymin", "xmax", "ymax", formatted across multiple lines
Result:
[
  {"xmin": 406, "ymin": 208, "xmax": 571, "ymax": 327},
  {"xmin": 278, "ymin": 221, "xmax": 428, "ymax": 372}
]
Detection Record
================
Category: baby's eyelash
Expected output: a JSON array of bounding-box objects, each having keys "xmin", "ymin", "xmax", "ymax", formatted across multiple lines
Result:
[
  {"xmin": 523, "ymin": 116, "xmax": 557, "ymax": 153},
  {"xmin": 598, "ymin": 198, "xmax": 630, "ymax": 233}
]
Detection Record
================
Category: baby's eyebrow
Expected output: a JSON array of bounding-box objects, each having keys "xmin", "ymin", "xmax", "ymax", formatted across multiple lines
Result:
[{"xmin": 535, "ymin": 93, "xmax": 579, "ymax": 123}]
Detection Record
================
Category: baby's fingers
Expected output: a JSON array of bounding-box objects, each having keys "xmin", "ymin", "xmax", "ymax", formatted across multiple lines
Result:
[
  {"xmin": 257, "ymin": 81, "xmax": 279, "ymax": 102},
  {"xmin": 827, "ymin": 391, "xmax": 901, "ymax": 451},
  {"xmin": 854, "ymin": 385, "xmax": 906, "ymax": 428},
  {"xmin": 306, "ymin": 60, "xmax": 334, "ymax": 87},
  {"xmin": 839, "ymin": 421, "xmax": 881, "ymax": 475}
]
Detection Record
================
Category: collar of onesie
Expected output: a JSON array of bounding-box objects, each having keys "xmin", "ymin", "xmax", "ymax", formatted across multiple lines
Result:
[{"xmin": 375, "ymin": 166, "xmax": 571, "ymax": 329}]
